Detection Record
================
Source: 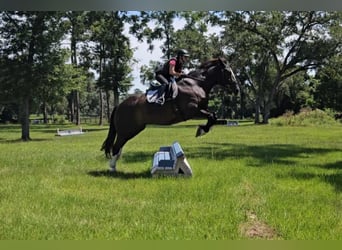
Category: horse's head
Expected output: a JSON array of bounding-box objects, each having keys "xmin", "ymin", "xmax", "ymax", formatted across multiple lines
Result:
[
  {"xmin": 198, "ymin": 58, "xmax": 239, "ymax": 95},
  {"xmin": 218, "ymin": 58, "xmax": 239, "ymax": 95}
]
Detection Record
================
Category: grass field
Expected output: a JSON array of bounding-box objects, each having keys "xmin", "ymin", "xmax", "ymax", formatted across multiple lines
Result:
[{"xmin": 0, "ymin": 120, "xmax": 341, "ymax": 239}]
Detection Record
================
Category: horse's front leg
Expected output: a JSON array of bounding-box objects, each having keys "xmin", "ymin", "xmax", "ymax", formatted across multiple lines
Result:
[
  {"xmin": 109, "ymin": 148, "xmax": 122, "ymax": 172},
  {"xmin": 196, "ymin": 110, "xmax": 217, "ymax": 137}
]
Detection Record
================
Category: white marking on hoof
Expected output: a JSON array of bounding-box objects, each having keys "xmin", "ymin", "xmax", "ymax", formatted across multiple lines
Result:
[
  {"xmin": 109, "ymin": 154, "xmax": 118, "ymax": 172},
  {"xmin": 109, "ymin": 166, "xmax": 116, "ymax": 172}
]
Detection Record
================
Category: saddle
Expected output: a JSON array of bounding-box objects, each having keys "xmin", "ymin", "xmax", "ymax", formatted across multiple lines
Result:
[{"xmin": 146, "ymin": 82, "xmax": 178, "ymax": 105}]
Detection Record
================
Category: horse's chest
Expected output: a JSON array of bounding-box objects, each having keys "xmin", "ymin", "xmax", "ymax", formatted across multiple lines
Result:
[
  {"xmin": 195, "ymin": 90, "xmax": 208, "ymax": 105},
  {"xmin": 190, "ymin": 90, "xmax": 208, "ymax": 108},
  {"xmin": 190, "ymin": 87, "xmax": 206, "ymax": 99}
]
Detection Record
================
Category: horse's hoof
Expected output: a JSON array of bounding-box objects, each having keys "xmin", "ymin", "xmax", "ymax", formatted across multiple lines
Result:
[
  {"xmin": 109, "ymin": 167, "xmax": 116, "ymax": 173},
  {"xmin": 109, "ymin": 159, "xmax": 116, "ymax": 171}
]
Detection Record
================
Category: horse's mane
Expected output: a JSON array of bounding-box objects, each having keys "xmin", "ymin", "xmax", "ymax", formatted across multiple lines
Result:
[
  {"xmin": 198, "ymin": 57, "xmax": 226, "ymax": 70},
  {"xmin": 187, "ymin": 57, "xmax": 226, "ymax": 78}
]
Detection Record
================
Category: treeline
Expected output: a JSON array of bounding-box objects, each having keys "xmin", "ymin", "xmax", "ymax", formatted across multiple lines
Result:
[{"xmin": 0, "ymin": 11, "xmax": 341, "ymax": 140}]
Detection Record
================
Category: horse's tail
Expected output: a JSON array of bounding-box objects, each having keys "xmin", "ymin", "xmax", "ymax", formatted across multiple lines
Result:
[{"xmin": 101, "ymin": 106, "xmax": 117, "ymax": 158}]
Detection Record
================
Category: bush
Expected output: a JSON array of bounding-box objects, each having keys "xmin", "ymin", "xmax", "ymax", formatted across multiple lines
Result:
[{"xmin": 270, "ymin": 108, "xmax": 339, "ymax": 126}]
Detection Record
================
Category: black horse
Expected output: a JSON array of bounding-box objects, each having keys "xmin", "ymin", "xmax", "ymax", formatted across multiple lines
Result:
[{"xmin": 102, "ymin": 57, "xmax": 239, "ymax": 171}]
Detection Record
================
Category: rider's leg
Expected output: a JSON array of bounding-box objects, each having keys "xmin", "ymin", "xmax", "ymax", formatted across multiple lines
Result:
[
  {"xmin": 156, "ymin": 74, "xmax": 169, "ymax": 85},
  {"xmin": 167, "ymin": 77, "xmax": 177, "ymax": 99},
  {"xmin": 156, "ymin": 74, "xmax": 174, "ymax": 99}
]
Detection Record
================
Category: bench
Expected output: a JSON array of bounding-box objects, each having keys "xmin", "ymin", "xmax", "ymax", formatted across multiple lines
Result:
[
  {"xmin": 214, "ymin": 119, "xmax": 239, "ymax": 126},
  {"xmin": 227, "ymin": 120, "xmax": 239, "ymax": 126},
  {"xmin": 151, "ymin": 141, "xmax": 192, "ymax": 177},
  {"xmin": 56, "ymin": 127, "xmax": 84, "ymax": 136}
]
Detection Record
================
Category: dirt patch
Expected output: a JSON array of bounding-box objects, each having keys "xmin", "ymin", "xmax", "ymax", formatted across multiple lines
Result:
[{"xmin": 239, "ymin": 211, "xmax": 281, "ymax": 239}]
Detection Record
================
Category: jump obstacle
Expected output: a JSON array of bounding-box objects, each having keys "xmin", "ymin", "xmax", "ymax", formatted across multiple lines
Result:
[
  {"xmin": 151, "ymin": 141, "xmax": 193, "ymax": 177},
  {"xmin": 56, "ymin": 127, "xmax": 84, "ymax": 136}
]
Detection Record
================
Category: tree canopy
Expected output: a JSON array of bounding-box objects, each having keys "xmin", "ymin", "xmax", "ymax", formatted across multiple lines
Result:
[{"xmin": 0, "ymin": 11, "xmax": 340, "ymax": 139}]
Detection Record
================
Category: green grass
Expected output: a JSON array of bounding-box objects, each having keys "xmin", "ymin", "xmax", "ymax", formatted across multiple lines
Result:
[{"xmin": 0, "ymin": 121, "xmax": 341, "ymax": 239}]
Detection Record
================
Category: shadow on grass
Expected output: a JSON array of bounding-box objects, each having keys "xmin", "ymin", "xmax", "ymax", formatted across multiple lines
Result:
[
  {"xmin": 88, "ymin": 169, "xmax": 151, "ymax": 179},
  {"xmin": 280, "ymin": 171, "xmax": 342, "ymax": 192},
  {"xmin": 0, "ymin": 138, "xmax": 53, "ymax": 144},
  {"xmin": 121, "ymin": 151, "xmax": 153, "ymax": 163},
  {"xmin": 323, "ymin": 173, "xmax": 342, "ymax": 192},
  {"xmin": 320, "ymin": 161, "xmax": 342, "ymax": 170},
  {"xmin": 186, "ymin": 142, "xmax": 341, "ymax": 167},
  {"xmin": 185, "ymin": 142, "xmax": 342, "ymax": 192},
  {"xmin": 94, "ymin": 142, "xmax": 341, "ymax": 188}
]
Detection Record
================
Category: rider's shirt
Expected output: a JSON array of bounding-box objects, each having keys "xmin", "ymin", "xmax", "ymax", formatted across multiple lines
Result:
[{"xmin": 156, "ymin": 58, "xmax": 183, "ymax": 81}]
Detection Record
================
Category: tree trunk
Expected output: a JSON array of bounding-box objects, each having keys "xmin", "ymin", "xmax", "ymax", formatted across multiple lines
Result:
[
  {"xmin": 254, "ymin": 98, "xmax": 261, "ymax": 124},
  {"xmin": 99, "ymin": 89, "xmax": 104, "ymax": 126},
  {"xmin": 20, "ymin": 96, "xmax": 31, "ymax": 141},
  {"xmin": 106, "ymin": 91, "xmax": 111, "ymax": 121},
  {"xmin": 75, "ymin": 90, "xmax": 80, "ymax": 125},
  {"xmin": 240, "ymin": 88, "xmax": 245, "ymax": 119},
  {"xmin": 262, "ymin": 82, "xmax": 278, "ymax": 124},
  {"xmin": 68, "ymin": 93, "xmax": 75, "ymax": 123},
  {"xmin": 262, "ymin": 103, "xmax": 271, "ymax": 124},
  {"xmin": 70, "ymin": 32, "xmax": 80, "ymax": 125},
  {"xmin": 42, "ymin": 102, "xmax": 48, "ymax": 124}
]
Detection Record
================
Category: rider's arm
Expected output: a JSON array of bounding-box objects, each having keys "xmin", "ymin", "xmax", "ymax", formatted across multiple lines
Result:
[{"xmin": 168, "ymin": 59, "xmax": 182, "ymax": 78}]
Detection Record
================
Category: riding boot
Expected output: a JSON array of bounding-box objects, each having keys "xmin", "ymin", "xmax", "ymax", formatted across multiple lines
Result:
[
  {"xmin": 167, "ymin": 77, "xmax": 177, "ymax": 100},
  {"xmin": 165, "ymin": 83, "xmax": 173, "ymax": 101}
]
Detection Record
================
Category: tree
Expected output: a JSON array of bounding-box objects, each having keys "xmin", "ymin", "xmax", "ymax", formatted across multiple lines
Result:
[
  {"xmin": 146, "ymin": 11, "xmax": 178, "ymax": 59},
  {"xmin": 89, "ymin": 11, "xmax": 134, "ymax": 121},
  {"xmin": 36, "ymin": 55, "xmax": 88, "ymax": 122},
  {"xmin": 271, "ymin": 71, "xmax": 310, "ymax": 117},
  {"xmin": 313, "ymin": 14, "xmax": 342, "ymax": 112},
  {"xmin": 0, "ymin": 11, "xmax": 67, "ymax": 140},
  {"xmin": 64, "ymin": 11, "xmax": 89, "ymax": 125},
  {"xmin": 177, "ymin": 11, "xmax": 219, "ymax": 63},
  {"xmin": 314, "ymin": 55, "xmax": 342, "ymax": 112},
  {"xmin": 217, "ymin": 11, "xmax": 341, "ymax": 123}
]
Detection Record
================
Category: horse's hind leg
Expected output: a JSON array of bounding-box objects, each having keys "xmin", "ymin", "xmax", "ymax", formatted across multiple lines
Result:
[
  {"xmin": 109, "ymin": 138, "xmax": 125, "ymax": 172},
  {"xmin": 109, "ymin": 125, "xmax": 146, "ymax": 172},
  {"xmin": 109, "ymin": 148, "xmax": 122, "ymax": 172}
]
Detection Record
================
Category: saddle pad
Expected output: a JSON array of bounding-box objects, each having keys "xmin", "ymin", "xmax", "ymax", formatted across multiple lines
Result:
[{"xmin": 146, "ymin": 88, "xmax": 165, "ymax": 105}]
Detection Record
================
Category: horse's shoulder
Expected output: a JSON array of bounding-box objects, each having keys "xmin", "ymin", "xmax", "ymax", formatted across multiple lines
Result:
[
  {"xmin": 177, "ymin": 78, "xmax": 197, "ymax": 87},
  {"xmin": 177, "ymin": 79, "xmax": 206, "ymax": 98},
  {"xmin": 121, "ymin": 94, "xmax": 146, "ymax": 106}
]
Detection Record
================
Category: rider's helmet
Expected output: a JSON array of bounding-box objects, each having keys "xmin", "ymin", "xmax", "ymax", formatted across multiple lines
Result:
[{"xmin": 177, "ymin": 49, "xmax": 190, "ymax": 57}]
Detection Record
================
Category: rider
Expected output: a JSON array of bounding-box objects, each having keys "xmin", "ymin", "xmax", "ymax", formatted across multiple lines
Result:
[{"xmin": 155, "ymin": 49, "xmax": 190, "ymax": 98}]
